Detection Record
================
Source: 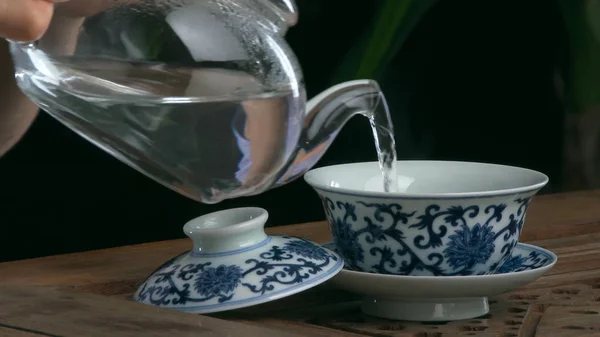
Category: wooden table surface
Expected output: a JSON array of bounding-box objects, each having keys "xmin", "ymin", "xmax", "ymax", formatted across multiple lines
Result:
[{"xmin": 1, "ymin": 190, "xmax": 600, "ymax": 336}]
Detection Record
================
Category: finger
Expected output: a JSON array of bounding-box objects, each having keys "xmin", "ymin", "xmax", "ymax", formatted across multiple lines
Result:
[
  {"xmin": 55, "ymin": 0, "xmax": 107, "ymax": 18},
  {"xmin": 55, "ymin": 0, "xmax": 139, "ymax": 18},
  {"xmin": 0, "ymin": 0, "xmax": 55, "ymax": 41}
]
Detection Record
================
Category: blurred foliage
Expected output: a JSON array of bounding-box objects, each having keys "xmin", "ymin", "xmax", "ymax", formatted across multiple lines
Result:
[
  {"xmin": 558, "ymin": 0, "xmax": 600, "ymax": 114},
  {"xmin": 328, "ymin": 0, "xmax": 600, "ymax": 119},
  {"xmin": 330, "ymin": 0, "xmax": 438, "ymax": 84}
]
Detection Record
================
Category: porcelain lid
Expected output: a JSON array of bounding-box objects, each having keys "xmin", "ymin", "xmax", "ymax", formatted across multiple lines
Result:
[{"xmin": 133, "ymin": 207, "xmax": 343, "ymax": 313}]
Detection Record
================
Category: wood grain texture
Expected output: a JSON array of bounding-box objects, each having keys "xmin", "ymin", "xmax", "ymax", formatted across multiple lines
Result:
[
  {"xmin": 0, "ymin": 286, "xmax": 303, "ymax": 337},
  {"xmin": 536, "ymin": 306, "xmax": 600, "ymax": 336},
  {"xmin": 0, "ymin": 189, "xmax": 599, "ymax": 336}
]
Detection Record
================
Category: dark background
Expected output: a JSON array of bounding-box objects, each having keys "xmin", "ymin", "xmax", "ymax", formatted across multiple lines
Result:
[{"xmin": 0, "ymin": 0, "xmax": 567, "ymax": 262}]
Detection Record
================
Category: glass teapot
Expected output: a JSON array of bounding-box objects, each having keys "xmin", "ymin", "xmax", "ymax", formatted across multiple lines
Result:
[{"xmin": 9, "ymin": 0, "xmax": 390, "ymax": 203}]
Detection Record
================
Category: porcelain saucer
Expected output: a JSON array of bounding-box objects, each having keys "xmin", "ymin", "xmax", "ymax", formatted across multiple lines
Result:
[
  {"xmin": 133, "ymin": 208, "xmax": 343, "ymax": 314},
  {"xmin": 323, "ymin": 242, "xmax": 557, "ymax": 322}
]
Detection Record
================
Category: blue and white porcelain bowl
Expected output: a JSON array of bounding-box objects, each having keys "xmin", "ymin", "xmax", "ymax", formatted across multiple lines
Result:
[
  {"xmin": 304, "ymin": 161, "xmax": 549, "ymax": 277},
  {"xmin": 133, "ymin": 207, "xmax": 343, "ymax": 313}
]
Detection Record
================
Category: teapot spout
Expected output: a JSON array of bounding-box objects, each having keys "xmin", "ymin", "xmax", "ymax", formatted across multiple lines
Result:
[{"xmin": 274, "ymin": 79, "xmax": 389, "ymax": 186}]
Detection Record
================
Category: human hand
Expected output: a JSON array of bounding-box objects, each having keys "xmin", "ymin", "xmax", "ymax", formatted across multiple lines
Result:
[
  {"xmin": 0, "ymin": 0, "xmax": 68, "ymax": 42},
  {"xmin": 0, "ymin": 0, "xmax": 141, "ymax": 42}
]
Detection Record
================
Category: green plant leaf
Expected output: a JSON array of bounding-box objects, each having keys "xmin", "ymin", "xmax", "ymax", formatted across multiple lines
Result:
[{"xmin": 330, "ymin": 0, "xmax": 438, "ymax": 84}]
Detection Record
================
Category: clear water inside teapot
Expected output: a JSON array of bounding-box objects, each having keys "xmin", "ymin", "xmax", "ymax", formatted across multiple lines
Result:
[{"xmin": 14, "ymin": 50, "xmax": 305, "ymax": 202}]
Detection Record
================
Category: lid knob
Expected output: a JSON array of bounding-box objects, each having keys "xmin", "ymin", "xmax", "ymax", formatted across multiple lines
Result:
[{"xmin": 183, "ymin": 207, "xmax": 269, "ymax": 255}]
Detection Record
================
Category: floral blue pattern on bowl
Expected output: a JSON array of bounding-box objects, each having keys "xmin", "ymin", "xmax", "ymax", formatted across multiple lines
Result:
[
  {"xmin": 304, "ymin": 161, "xmax": 549, "ymax": 277},
  {"xmin": 321, "ymin": 196, "xmax": 531, "ymax": 276},
  {"xmin": 134, "ymin": 207, "xmax": 343, "ymax": 313},
  {"xmin": 495, "ymin": 245, "xmax": 553, "ymax": 274},
  {"xmin": 322, "ymin": 241, "xmax": 553, "ymax": 275}
]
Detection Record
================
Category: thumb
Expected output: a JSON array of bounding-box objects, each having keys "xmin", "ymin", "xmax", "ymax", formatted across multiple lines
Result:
[{"xmin": 0, "ymin": 0, "xmax": 63, "ymax": 42}]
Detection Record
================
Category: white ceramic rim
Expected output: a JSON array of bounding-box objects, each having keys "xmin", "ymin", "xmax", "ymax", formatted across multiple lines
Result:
[
  {"xmin": 304, "ymin": 160, "xmax": 549, "ymax": 199},
  {"xmin": 183, "ymin": 207, "xmax": 268, "ymax": 237}
]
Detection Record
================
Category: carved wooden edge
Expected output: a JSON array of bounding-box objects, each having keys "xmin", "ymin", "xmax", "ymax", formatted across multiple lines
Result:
[
  {"xmin": 536, "ymin": 305, "xmax": 600, "ymax": 336},
  {"xmin": 518, "ymin": 303, "xmax": 545, "ymax": 337}
]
